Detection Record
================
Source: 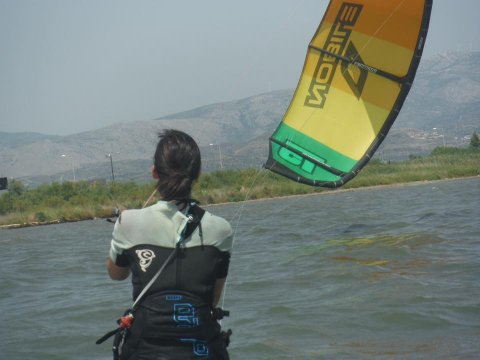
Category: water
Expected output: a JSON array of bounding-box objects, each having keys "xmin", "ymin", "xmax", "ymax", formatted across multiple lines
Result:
[{"xmin": 1, "ymin": 178, "xmax": 479, "ymax": 359}]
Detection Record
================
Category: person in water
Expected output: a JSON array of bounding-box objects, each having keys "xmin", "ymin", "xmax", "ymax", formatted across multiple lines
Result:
[{"xmin": 106, "ymin": 129, "xmax": 233, "ymax": 359}]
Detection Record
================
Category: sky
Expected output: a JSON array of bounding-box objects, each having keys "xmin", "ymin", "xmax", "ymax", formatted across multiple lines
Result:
[{"xmin": 1, "ymin": 0, "xmax": 479, "ymax": 136}]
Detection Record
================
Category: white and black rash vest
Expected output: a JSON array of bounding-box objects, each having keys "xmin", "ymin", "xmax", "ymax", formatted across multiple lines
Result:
[{"xmin": 109, "ymin": 201, "xmax": 233, "ymax": 304}]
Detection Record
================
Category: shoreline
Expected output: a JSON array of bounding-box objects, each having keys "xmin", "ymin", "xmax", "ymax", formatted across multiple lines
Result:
[
  {"xmin": 205, "ymin": 175, "xmax": 479, "ymax": 207},
  {"xmin": 2, "ymin": 175, "xmax": 478, "ymax": 230}
]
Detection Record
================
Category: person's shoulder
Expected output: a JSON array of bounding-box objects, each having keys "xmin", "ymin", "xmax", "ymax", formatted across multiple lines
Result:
[
  {"xmin": 117, "ymin": 201, "xmax": 168, "ymax": 224},
  {"xmin": 202, "ymin": 211, "xmax": 233, "ymax": 252},
  {"xmin": 116, "ymin": 207, "xmax": 142, "ymax": 226},
  {"xmin": 114, "ymin": 205, "xmax": 157, "ymax": 236},
  {"xmin": 113, "ymin": 201, "xmax": 181, "ymax": 249},
  {"xmin": 204, "ymin": 211, "xmax": 232, "ymax": 232}
]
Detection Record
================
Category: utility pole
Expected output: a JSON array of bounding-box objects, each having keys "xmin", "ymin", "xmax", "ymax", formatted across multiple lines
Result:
[
  {"xmin": 106, "ymin": 153, "xmax": 115, "ymax": 181},
  {"xmin": 209, "ymin": 143, "xmax": 223, "ymax": 170}
]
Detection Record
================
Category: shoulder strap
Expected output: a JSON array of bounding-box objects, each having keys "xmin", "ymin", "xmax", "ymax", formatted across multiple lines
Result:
[
  {"xmin": 131, "ymin": 201, "xmax": 205, "ymax": 310},
  {"xmin": 181, "ymin": 201, "xmax": 205, "ymax": 242}
]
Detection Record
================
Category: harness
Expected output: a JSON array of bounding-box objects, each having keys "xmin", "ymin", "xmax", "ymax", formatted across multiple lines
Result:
[{"xmin": 96, "ymin": 200, "xmax": 231, "ymax": 359}]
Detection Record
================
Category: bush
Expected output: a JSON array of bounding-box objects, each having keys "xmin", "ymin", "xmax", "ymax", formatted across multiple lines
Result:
[
  {"xmin": 429, "ymin": 147, "xmax": 470, "ymax": 156},
  {"xmin": 8, "ymin": 179, "xmax": 25, "ymax": 196},
  {"xmin": 470, "ymin": 132, "xmax": 480, "ymax": 149},
  {"xmin": 35, "ymin": 212, "xmax": 47, "ymax": 222}
]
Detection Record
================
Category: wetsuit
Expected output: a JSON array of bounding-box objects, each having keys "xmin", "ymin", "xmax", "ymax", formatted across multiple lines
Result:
[{"xmin": 110, "ymin": 201, "xmax": 233, "ymax": 360}]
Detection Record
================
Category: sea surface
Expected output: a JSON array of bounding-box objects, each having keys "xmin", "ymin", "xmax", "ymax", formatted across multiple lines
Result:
[{"xmin": 1, "ymin": 177, "xmax": 479, "ymax": 359}]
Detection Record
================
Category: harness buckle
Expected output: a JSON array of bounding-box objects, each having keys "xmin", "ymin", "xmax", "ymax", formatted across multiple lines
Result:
[{"xmin": 118, "ymin": 312, "xmax": 134, "ymax": 329}]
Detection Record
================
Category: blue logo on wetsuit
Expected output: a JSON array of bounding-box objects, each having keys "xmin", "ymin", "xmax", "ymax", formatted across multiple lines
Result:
[
  {"xmin": 166, "ymin": 294, "xmax": 209, "ymax": 356},
  {"xmin": 180, "ymin": 338, "xmax": 209, "ymax": 356},
  {"xmin": 173, "ymin": 303, "xmax": 200, "ymax": 327}
]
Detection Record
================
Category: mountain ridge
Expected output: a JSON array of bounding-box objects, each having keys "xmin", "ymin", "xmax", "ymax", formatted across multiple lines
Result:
[{"xmin": 1, "ymin": 51, "xmax": 479, "ymax": 186}]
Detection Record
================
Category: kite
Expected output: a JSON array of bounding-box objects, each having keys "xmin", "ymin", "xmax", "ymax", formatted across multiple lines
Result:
[{"xmin": 266, "ymin": 0, "xmax": 432, "ymax": 187}]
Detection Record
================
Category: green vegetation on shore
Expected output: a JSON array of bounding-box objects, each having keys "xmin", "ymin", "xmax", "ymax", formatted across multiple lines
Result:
[{"xmin": 1, "ymin": 147, "xmax": 479, "ymax": 227}]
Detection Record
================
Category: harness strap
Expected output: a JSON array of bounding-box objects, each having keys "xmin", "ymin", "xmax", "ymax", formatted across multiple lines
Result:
[{"xmin": 96, "ymin": 328, "xmax": 119, "ymax": 345}]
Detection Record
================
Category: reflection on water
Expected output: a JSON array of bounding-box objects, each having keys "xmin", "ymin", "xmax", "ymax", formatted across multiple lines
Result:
[{"xmin": 1, "ymin": 178, "xmax": 479, "ymax": 359}]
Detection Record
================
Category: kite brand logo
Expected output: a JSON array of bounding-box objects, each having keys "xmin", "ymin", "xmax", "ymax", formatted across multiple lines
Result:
[{"xmin": 305, "ymin": 2, "xmax": 366, "ymax": 108}]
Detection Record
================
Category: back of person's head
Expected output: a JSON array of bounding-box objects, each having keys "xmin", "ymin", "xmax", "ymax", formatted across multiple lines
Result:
[{"xmin": 153, "ymin": 129, "xmax": 201, "ymax": 201}]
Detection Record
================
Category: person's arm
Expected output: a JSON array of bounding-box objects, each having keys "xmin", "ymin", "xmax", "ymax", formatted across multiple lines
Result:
[
  {"xmin": 106, "ymin": 257, "xmax": 131, "ymax": 280},
  {"xmin": 213, "ymin": 277, "xmax": 227, "ymax": 307}
]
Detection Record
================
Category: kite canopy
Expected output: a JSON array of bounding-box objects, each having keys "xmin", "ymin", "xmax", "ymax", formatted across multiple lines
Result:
[{"xmin": 266, "ymin": 0, "xmax": 432, "ymax": 187}]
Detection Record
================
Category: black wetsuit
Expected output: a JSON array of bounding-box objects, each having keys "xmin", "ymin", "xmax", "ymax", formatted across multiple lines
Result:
[{"xmin": 110, "ymin": 201, "xmax": 233, "ymax": 359}]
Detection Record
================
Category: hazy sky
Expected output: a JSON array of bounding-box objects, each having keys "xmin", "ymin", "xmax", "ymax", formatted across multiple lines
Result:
[{"xmin": 1, "ymin": 0, "xmax": 479, "ymax": 135}]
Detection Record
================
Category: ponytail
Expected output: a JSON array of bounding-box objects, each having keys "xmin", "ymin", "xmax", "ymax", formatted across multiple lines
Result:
[{"xmin": 154, "ymin": 130, "xmax": 201, "ymax": 201}]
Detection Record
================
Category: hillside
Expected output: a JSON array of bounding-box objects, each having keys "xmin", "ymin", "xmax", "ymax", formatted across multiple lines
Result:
[{"xmin": 1, "ymin": 51, "xmax": 479, "ymax": 186}]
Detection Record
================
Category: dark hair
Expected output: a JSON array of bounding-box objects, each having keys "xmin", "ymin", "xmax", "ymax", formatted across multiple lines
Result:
[{"xmin": 153, "ymin": 129, "xmax": 201, "ymax": 201}]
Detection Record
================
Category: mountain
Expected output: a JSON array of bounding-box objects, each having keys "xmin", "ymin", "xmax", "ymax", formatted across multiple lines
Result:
[
  {"xmin": 377, "ymin": 51, "xmax": 480, "ymax": 159},
  {"xmin": 0, "ymin": 91, "xmax": 293, "ymax": 184},
  {"xmin": 392, "ymin": 52, "xmax": 480, "ymax": 134},
  {"xmin": 1, "ymin": 51, "xmax": 479, "ymax": 186},
  {"xmin": 0, "ymin": 132, "xmax": 61, "ymax": 148}
]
